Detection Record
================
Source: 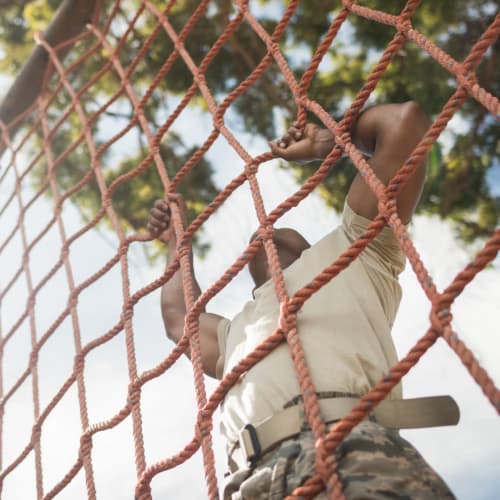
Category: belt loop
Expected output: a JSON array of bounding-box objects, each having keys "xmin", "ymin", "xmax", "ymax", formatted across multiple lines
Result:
[{"xmin": 239, "ymin": 423, "xmax": 261, "ymax": 465}]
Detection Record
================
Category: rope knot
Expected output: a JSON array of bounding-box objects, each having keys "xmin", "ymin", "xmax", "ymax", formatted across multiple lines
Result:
[
  {"xmin": 135, "ymin": 478, "xmax": 152, "ymax": 500},
  {"xmin": 396, "ymin": 18, "xmax": 412, "ymax": 33},
  {"xmin": 342, "ymin": 0, "xmax": 355, "ymax": 8},
  {"xmin": 279, "ymin": 301, "xmax": 297, "ymax": 333},
  {"xmin": 378, "ymin": 192, "xmax": 397, "ymax": 220},
  {"xmin": 68, "ymin": 289, "xmax": 79, "ymax": 307},
  {"xmin": 73, "ymin": 352, "xmax": 84, "ymax": 372},
  {"xmin": 31, "ymin": 422, "xmax": 42, "ymax": 442},
  {"xmin": 122, "ymin": 305, "xmax": 133, "ymax": 323},
  {"xmin": 212, "ymin": 114, "xmax": 224, "ymax": 131},
  {"xmin": 429, "ymin": 301, "xmax": 453, "ymax": 335},
  {"xmin": 338, "ymin": 129, "xmax": 351, "ymax": 146},
  {"xmin": 235, "ymin": 0, "xmax": 249, "ymax": 12},
  {"xmin": 128, "ymin": 379, "xmax": 141, "ymax": 407},
  {"xmin": 195, "ymin": 73, "xmax": 206, "ymax": 87},
  {"xmin": 260, "ymin": 225, "xmax": 274, "ymax": 241},
  {"xmin": 29, "ymin": 350, "xmax": 39, "ymax": 368},
  {"xmin": 60, "ymin": 244, "xmax": 70, "ymax": 260},
  {"xmin": 244, "ymin": 161, "xmax": 258, "ymax": 176},
  {"xmin": 80, "ymin": 431, "xmax": 93, "ymax": 458},
  {"xmin": 196, "ymin": 412, "xmax": 213, "ymax": 439}
]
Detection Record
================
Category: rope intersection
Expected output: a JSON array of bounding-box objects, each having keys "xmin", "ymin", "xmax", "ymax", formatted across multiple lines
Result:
[{"xmin": 0, "ymin": 1, "xmax": 498, "ymax": 498}]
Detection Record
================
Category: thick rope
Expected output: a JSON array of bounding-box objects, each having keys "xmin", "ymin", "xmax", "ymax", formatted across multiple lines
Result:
[{"xmin": 0, "ymin": 1, "xmax": 497, "ymax": 499}]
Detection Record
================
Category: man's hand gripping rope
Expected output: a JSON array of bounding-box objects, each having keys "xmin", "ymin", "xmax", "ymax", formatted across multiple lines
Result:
[
  {"xmin": 269, "ymin": 121, "xmax": 335, "ymax": 163},
  {"xmin": 147, "ymin": 193, "xmax": 188, "ymax": 243}
]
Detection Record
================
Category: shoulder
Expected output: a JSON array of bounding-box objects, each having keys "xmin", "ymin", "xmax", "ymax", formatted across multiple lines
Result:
[{"xmin": 341, "ymin": 202, "xmax": 406, "ymax": 276}]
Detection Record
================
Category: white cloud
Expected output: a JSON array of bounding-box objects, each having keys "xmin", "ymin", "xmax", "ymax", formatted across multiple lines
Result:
[{"xmin": 1, "ymin": 150, "xmax": 498, "ymax": 499}]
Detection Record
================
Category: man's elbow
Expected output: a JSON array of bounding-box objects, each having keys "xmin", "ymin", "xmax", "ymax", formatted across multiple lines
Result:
[
  {"xmin": 164, "ymin": 323, "xmax": 183, "ymax": 344},
  {"xmin": 161, "ymin": 303, "xmax": 185, "ymax": 345},
  {"xmin": 399, "ymin": 101, "xmax": 431, "ymax": 139},
  {"xmin": 161, "ymin": 284, "xmax": 187, "ymax": 341},
  {"xmin": 352, "ymin": 101, "xmax": 430, "ymax": 156}
]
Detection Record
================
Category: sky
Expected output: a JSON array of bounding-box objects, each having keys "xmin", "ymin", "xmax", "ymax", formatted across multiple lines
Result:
[
  {"xmin": 0, "ymin": 3, "xmax": 499, "ymax": 499},
  {"xmin": 0, "ymin": 125, "xmax": 499, "ymax": 500}
]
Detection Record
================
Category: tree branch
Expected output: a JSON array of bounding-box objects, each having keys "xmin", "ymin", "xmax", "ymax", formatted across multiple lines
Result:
[
  {"xmin": 0, "ymin": 0, "xmax": 100, "ymax": 150},
  {"xmin": 228, "ymin": 35, "xmax": 295, "ymax": 116},
  {"xmin": 0, "ymin": 0, "xmax": 31, "ymax": 7}
]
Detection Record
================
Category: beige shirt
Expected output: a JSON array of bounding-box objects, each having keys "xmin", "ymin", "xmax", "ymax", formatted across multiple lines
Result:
[{"xmin": 216, "ymin": 203, "xmax": 406, "ymax": 444}]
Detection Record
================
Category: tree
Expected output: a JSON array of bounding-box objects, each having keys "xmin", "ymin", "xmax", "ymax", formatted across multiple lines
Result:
[{"xmin": 1, "ymin": 0, "xmax": 498, "ymax": 256}]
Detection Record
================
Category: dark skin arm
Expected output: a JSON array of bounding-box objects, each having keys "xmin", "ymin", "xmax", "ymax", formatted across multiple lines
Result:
[
  {"xmin": 149, "ymin": 103, "xmax": 429, "ymax": 376},
  {"xmin": 269, "ymin": 101, "xmax": 431, "ymax": 224},
  {"xmin": 147, "ymin": 197, "xmax": 224, "ymax": 378}
]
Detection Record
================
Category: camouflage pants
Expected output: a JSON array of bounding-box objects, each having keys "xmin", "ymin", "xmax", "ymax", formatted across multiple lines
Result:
[{"xmin": 222, "ymin": 420, "xmax": 455, "ymax": 499}]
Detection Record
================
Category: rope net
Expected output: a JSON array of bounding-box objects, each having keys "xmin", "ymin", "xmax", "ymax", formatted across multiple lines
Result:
[{"xmin": 0, "ymin": 0, "xmax": 498, "ymax": 498}]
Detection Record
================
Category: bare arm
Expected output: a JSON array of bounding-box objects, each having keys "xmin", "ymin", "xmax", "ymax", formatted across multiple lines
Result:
[
  {"xmin": 269, "ymin": 101, "xmax": 431, "ymax": 224},
  {"xmin": 147, "ymin": 198, "xmax": 224, "ymax": 378}
]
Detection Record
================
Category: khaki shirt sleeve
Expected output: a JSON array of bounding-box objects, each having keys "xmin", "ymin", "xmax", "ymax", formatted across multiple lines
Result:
[
  {"xmin": 215, "ymin": 318, "xmax": 231, "ymax": 379},
  {"xmin": 342, "ymin": 201, "xmax": 406, "ymax": 276},
  {"xmin": 342, "ymin": 202, "xmax": 405, "ymax": 324}
]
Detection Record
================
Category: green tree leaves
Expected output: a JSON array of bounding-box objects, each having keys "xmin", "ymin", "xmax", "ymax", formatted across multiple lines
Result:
[{"xmin": 1, "ymin": 0, "xmax": 498, "ymax": 255}]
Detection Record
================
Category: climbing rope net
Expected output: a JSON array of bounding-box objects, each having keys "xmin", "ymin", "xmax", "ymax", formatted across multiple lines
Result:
[{"xmin": 0, "ymin": 0, "xmax": 499, "ymax": 498}]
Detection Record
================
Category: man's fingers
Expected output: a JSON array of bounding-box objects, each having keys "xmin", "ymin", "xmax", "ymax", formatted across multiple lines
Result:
[
  {"xmin": 269, "ymin": 141, "xmax": 286, "ymax": 157},
  {"xmin": 269, "ymin": 122, "xmax": 319, "ymax": 162},
  {"xmin": 274, "ymin": 135, "xmax": 292, "ymax": 149},
  {"xmin": 288, "ymin": 126, "xmax": 303, "ymax": 140},
  {"xmin": 148, "ymin": 218, "xmax": 167, "ymax": 231},
  {"xmin": 274, "ymin": 124, "xmax": 305, "ymax": 149},
  {"xmin": 148, "ymin": 220, "xmax": 168, "ymax": 233},
  {"xmin": 148, "ymin": 196, "xmax": 190, "ymax": 240},
  {"xmin": 147, "ymin": 221, "xmax": 162, "ymax": 234},
  {"xmin": 148, "ymin": 202, "xmax": 171, "ymax": 236},
  {"xmin": 151, "ymin": 206, "xmax": 170, "ymax": 220},
  {"xmin": 154, "ymin": 199, "xmax": 170, "ymax": 212},
  {"xmin": 269, "ymin": 140, "xmax": 295, "ymax": 160},
  {"xmin": 280, "ymin": 133, "xmax": 292, "ymax": 147}
]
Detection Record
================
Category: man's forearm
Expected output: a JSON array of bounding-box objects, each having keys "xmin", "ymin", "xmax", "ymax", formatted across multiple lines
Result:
[
  {"xmin": 148, "ymin": 197, "xmax": 222, "ymax": 377},
  {"xmin": 347, "ymin": 102, "xmax": 430, "ymax": 223},
  {"xmin": 161, "ymin": 236, "xmax": 201, "ymax": 345},
  {"xmin": 308, "ymin": 102, "xmax": 428, "ymax": 161},
  {"xmin": 312, "ymin": 128, "xmax": 337, "ymax": 160}
]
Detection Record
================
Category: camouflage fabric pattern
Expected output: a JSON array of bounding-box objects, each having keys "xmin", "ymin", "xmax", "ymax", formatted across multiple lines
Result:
[{"xmin": 223, "ymin": 420, "xmax": 455, "ymax": 499}]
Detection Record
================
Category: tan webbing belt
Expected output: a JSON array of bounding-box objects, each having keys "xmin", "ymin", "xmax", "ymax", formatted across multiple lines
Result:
[{"xmin": 231, "ymin": 395, "xmax": 459, "ymax": 467}]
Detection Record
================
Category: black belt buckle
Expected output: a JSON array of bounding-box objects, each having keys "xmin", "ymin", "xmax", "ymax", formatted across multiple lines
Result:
[{"xmin": 239, "ymin": 423, "xmax": 262, "ymax": 465}]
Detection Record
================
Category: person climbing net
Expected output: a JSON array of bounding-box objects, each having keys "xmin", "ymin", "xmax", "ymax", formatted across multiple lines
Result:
[{"xmin": 148, "ymin": 102, "xmax": 460, "ymax": 499}]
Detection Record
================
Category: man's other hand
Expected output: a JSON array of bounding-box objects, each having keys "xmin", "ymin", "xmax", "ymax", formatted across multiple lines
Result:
[
  {"xmin": 147, "ymin": 195, "xmax": 188, "ymax": 240},
  {"xmin": 147, "ymin": 199, "xmax": 173, "ymax": 239}
]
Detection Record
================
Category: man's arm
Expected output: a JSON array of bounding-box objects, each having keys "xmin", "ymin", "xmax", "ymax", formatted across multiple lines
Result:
[
  {"xmin": 147, "ymin": 198, "xmax": 224, "ymax": 378},
  {"xmin": 269, "ymin": 101, "xmax": 431, "ymax": 224}
]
